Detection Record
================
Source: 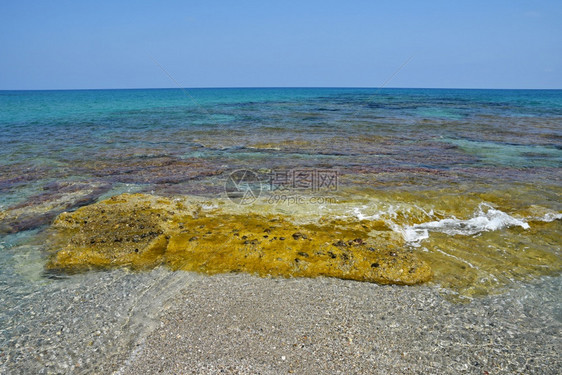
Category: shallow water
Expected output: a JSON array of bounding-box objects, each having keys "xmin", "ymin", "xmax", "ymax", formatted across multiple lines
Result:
[{"xmin": 0, "ymin": 88, "xmax": 561, "ymax": 372}]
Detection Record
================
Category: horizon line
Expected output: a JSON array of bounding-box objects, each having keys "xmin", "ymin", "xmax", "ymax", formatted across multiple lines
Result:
[{"xmin": 1, "ymin": 86, "xmax": 561, "ymax": 92}]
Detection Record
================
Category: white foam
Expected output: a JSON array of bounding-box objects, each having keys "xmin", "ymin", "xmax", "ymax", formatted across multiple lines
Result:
[
  {"xmin": 536, "ymin": 212, "xmax": 562, "ymax": 222},
  {"xmin": 398, "ymin": 203, "xmax": 532, "ymax": 244},
  {"xmin": 401, "ymin": 226, "xmax": 429, "ymax": 243},
  {"xmin": 352, "ymin": 206, "xmax": 381, "ymax": 221},
  {"xmin": 349, "ymin": 202, "xmax": 560, "ymax": 245}
]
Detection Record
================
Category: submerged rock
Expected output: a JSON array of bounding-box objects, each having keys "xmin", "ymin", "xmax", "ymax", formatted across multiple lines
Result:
[
  {"xmin": 0, "ymin": 181, "xmax": 111, "ymax": 234},
  {"xmin": 45, "ymin": 193, "xmax": 432, "ymax": 285},
  {"xmin": 77, "ymin": 156, "xmax": 222, "ymax": 184}
]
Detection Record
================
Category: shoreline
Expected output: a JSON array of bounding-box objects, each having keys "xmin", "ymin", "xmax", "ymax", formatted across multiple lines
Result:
[{"xmin": 41, "ymin": 192, "xmax": 562, "ymax": 300}]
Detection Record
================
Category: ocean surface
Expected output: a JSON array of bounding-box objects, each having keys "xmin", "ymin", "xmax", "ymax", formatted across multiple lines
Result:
[{"xmin": 0, "ymin": 88, "xmax": 561, "ymax": 372}]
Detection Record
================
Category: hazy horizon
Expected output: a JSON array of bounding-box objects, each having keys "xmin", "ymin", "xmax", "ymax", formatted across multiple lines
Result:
[{"xmin": 2, "ymin": 86, "xmax": 562, "ymax": 92}]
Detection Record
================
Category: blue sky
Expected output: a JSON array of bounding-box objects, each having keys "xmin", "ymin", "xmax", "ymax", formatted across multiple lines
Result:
[{"xmin": 0, "ymin": 0, "xmax": 561, "ymax": 89}]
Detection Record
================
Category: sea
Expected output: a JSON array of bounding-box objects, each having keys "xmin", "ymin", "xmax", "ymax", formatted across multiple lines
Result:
[{"xmin": 0, "ymin": 88, "xmax": 561, "ymax": 372}]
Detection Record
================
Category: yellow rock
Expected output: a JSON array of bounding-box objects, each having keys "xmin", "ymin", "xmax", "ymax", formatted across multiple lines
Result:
[{"xmin": 46, "ymin": 193, "xmax": 432, "ymax": 285}]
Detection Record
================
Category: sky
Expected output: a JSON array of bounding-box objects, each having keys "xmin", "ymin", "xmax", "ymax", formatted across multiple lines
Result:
[{"xmin": 0, "ymin": 0, "xmax": 561, "ymax": 90}]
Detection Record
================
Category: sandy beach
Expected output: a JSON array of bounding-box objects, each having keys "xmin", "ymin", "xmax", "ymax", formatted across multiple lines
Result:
[
  {"xmin": 1, "ymin": 265, "xmax": 560, "ymax": 374},
  {"xmin": 116, "ymin": 274, "xmax": 561, "ymax": 375}
]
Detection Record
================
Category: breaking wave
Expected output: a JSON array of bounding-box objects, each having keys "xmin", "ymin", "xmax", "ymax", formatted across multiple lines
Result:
[{"xmin": 352, "ymin": 203, "xmax": 561, "ymax": 245}]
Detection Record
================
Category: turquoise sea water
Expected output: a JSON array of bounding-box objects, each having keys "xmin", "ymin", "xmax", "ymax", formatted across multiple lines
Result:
[
  {"xmin": 1, "ymin": 88, "xmax": 561, "ymax": 202},
  {"xmin": 0, "ymin": 88, "xmax": 561, "ymax": 372}
]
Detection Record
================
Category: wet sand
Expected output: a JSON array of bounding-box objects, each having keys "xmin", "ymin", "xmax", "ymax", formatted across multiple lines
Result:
[
  {"xmin": 1, "ymin": 268, "xmax": 560, "ymax": 374},
  {"xmin": 119, "ymin": 274, "xmax": 561, "ymax": 375}
]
